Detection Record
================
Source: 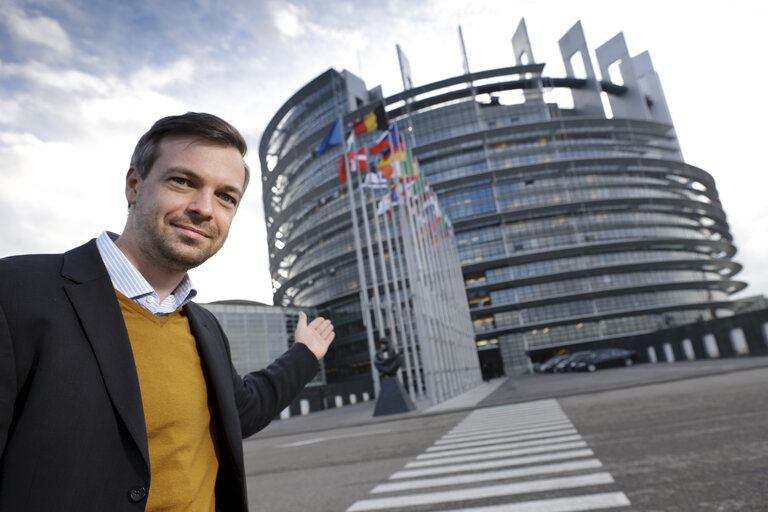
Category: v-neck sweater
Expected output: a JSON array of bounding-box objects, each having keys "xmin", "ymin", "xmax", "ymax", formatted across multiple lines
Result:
[{"xmin": 117, "ymin": 292, "xmax": 217, "ymax": 511}]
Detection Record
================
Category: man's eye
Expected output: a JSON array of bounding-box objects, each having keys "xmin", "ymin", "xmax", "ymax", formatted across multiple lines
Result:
[
  {"xmin": 171, "ymin": 177, "xmax": 190, "ymax": 186},
  {"xmin": 219, "ymin": 193, "xmax": 237, "ymax": 206}
]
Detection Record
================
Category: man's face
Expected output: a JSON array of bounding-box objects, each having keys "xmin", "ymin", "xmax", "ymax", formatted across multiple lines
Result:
[{"xmin": 125, "ymin": 135, "xmax": 245, "ymax": 273}]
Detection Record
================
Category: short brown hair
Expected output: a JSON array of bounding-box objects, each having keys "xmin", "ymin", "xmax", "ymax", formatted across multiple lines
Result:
[{"xmin": 130, "ymin": 112, "xmax": 250, "ymax": 192}]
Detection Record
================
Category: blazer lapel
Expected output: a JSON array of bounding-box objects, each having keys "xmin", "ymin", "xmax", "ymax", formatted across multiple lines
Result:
[
  {"xmin": 61, "ymin": 241, "xmax": 150, "ymax": 471},
  {"xmin": 185, "ymin": 304, "xmax": 241, "ymax": 438},
  {"xmin": 185, "ymin": 304, "xmax": 247, "ymax": 496}
]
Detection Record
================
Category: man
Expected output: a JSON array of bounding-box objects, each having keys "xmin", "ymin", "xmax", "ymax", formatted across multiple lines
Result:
[{"xmin": 0, "ymin": 112, "xmax": 335, "ymax": 511}]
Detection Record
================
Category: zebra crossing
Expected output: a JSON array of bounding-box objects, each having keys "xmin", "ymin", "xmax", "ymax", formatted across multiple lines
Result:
[{"xmin": 346, "ymin": 399, "xmax": 630, "ymax": 512}]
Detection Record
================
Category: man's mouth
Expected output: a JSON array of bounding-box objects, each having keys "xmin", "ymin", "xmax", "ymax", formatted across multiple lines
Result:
[{"xmin": 173, "ymin": 223, "xmax": 211, "ymax": 239}]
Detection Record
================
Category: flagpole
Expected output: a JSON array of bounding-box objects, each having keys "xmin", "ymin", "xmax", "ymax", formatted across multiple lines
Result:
[
  {"xmin": 368, "ymin": 179, "xmax": 410, "ymax": 393},
  {"xmin": 339, "ymin": 116, "xmax": 380, "ymax": 399},
  {"xmin": 390, "ymin": 129, "xmax": 442, "ymax": 404},
  {"xmin": 417, "ymin": 189, "xmax": 452, "ymax": 396},
  {"xmin": 353, "ymin": 138, "xmax": 386, "ymax": 354},
  {"xmin": 427, "ymin": 188, "xmax": 460, "ymax": 396},
  {"xmin": 402, "ymin": 184, "xmax": 443, "ymax": 404},
  {"xmin": 411, "ymin": 189, "xmax": 449, "ymax": 401},
  {"xmin": 385, "ymin": 200, "xmax": 423, "ymax": 401},
  {"xmin": 394, "ymin": 155, "xmax": 425, "ymax": 401}
]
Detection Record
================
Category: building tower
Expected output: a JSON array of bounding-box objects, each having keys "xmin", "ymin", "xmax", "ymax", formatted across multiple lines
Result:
[{"xmin": 259, "ymin": 20, "xmax": 745, "ymax": 389}]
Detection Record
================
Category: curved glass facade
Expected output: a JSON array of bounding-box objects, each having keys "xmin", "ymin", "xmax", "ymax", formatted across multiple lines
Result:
[{"xmin": 260, "ymin": 22, "xmax": 745, "ymax": 379}]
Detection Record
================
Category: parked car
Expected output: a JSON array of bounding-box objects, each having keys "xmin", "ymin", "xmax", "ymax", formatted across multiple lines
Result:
[
  {"xmin": 570, "ymin": 348, "xmax": 639, "ymax": 372},
  {"xmin": 561, "ymin": 351, "xmax": 596, "ymax": 372},
  {"xmin": 553, "ymin": 351, "xmax": 593, "ymax": 372},
  {"xmin": 536, "ymin": 354, "xmax": 571, "ymax": 373}
]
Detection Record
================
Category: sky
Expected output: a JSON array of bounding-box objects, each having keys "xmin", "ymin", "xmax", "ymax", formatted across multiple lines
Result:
[{"xmin": 1, "ymin": 0, "xmax": 766, "ymax": 305}]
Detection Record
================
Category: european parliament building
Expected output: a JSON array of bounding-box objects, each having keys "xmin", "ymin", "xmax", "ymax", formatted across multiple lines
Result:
[{"xmin": 259, "ymin": 20, "xmax": 747, "ymax": 389}]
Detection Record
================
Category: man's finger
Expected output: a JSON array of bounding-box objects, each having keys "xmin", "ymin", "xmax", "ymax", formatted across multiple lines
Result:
[
  {"xmin": 298, "ymin": 311, "xmax": 307, "ymax": 328},
  {"xmin": 308, "ymin": 316, "xmax": 325, "ymax": 329}
]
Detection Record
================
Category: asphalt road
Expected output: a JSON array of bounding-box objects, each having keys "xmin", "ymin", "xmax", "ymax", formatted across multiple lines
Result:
[{"xmin": 243, "ymin": 357, "xmax": 768, "ymax": 511}]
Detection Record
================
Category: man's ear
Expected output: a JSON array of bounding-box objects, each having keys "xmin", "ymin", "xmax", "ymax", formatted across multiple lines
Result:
[{"xmin": 125, "ymin": 167, "xmax": 141, "ymax": 207}]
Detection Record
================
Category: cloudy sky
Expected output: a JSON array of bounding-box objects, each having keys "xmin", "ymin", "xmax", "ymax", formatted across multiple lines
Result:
[{"xmin": 1, "ymin": 0, "xmax": 766, "ymax": 305}]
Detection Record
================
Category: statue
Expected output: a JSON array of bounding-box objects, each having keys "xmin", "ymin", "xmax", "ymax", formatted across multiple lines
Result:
[
  {"xmin": 374, "ymin": 338, "xmax": 403, "ymax": 377},
  {"xmin": 372, "ymin": 337, "xmax": 416, "ymax": 416}
]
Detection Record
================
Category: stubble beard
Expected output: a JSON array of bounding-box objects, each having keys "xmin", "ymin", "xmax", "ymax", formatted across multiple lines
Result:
[{"xmin": 134, "ymin": 208, "xmax": 226, "ymax": 273}]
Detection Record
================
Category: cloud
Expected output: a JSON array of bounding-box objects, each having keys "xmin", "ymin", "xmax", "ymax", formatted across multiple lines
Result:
[
  {"xmin": 128, "ymin": 57, "xmax": 196, "ymax": 90},
  {"xmin": 0, "ymin": 60, "xmax": 110, "ymax": 94},
  {"xmin": 2, "ymin": 6, "xmax": 72, "ymax": 57}
]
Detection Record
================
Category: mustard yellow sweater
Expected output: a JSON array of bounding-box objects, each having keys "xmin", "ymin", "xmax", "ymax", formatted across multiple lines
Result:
[{"xmin": 118, "ymin": 292, "xmax": 217, "ymax": 511}]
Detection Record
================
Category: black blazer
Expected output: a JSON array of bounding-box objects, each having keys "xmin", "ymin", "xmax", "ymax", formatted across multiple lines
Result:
[{"xmin": 0, "ymin": 240, "xmax": 319, "ymax": 511}]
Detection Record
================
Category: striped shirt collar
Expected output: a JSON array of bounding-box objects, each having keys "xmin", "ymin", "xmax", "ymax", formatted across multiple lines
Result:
[{"xmin": 95, "ymin": 231, "xmax": 197, "ymax": 316}]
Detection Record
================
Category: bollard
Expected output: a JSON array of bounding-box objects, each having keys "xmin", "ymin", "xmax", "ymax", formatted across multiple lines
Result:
[
  {"xmin": 300, "ymin": 399, "xmax": 310, "ymax": 416},
  {"xmin": 334, "ymin": 395, "xmax": 343, "ymax": 408},
  {"xmin": 280, "ymin": 406, "xmax": 291, "ymax": 420},
  {"xmin": 682, "ymin": 338, "xmax": 695, "ymax": 360},
  {"xmin": 762, "ymin": 322, "xmax": 768, "ymax": 349},
  {"xmin": 647, "ymin": 346, "xmax": 658, "ymax": 363},
  {"xmin": 663, "ymin": 343, "xmax": 675, "ymax": 363},
  {"xmin": 349, "ymin": 394, "xmax": 357, "ymax": 405},
  {"xmin": 362, "ymin": 392, "xmax": 370, "ymax": 402},
  {"xmin": 729, "ymin": 328, "xmax": 749, "ymax": 355},
  {"xmin": 703, "ymin": 334, "xmax": 720, "ymax": 358}
]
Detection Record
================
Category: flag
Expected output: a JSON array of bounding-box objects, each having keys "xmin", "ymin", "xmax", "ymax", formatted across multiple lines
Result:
[
  {"xmin": 387, "ymin": 123, "xmax": 406, "ymax": 160},
  {"xmin": 361, "ymin": 171, "xmax": 388, "ymax": 190},
  {"xmin": 389, "ymin": 124, "xmax": 400, "ymax": 155},
  {"xmin": 376, "ymin": 193, "xmax": 392, "ymax": 216},
  {"xmin": 369, "ymin": 132, "xmax": 390, "ymax": 155},
  {"xmin": 337, "ymin": 154, "xmax": 347, "ymax": 184},
  {"xmin": 340, "ymin": 147, "xmax": 368, "ymax": 173},
  {"xmin": 377, "ymin": 149, "xmax": 393, "ymax": 179},
  {"xmin": 338, "ymin": 133, "xmax": 363, "ymax": 184},
  {"xmin": 353, "ymin": 147, "xmax": 368, "ymax": 171},
  {"xmin": 317, "ymin": 118, "xmax": 342, "ymax": 156},
  {"xmin": 411, "ymin": 171, "xmax": 426, "ymax": 197},
  {"xmin": 376, "ymin": 188, "xmax": 398, "ymax": 216},
  {"xmin": 352, "ymin": 102, "xmax": 387, "ymax": 135}
]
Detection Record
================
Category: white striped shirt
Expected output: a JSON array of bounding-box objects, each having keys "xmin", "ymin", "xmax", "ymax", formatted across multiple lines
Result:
[{"xmin": 95, "ymin": 231, "xmax": 197, "ymax": 316}]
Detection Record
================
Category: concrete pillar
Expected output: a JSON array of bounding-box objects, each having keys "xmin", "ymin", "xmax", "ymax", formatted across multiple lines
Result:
[
  {"xmin": 363, "ymin": 392, "xmax": 370, "ymax": 402},
  {"xmin": 300, "ymin": 399, "xmax": 310, "ymax": 416},
  {"xmin": 682, "ymin": 338, "xmax": 695, "ymax": 361},
  {"xmin": 663, "ymin": 343, "xmax": 675, "ymax": 363},
  {"xmin": 349, "ymin": 394, "xmax": 357, "ymax": 405},
  {"xmin": 280, "ymin": 406, "xmax": 291, "ymax": 420},
  {"xmin": 703, "ymin": 334, "xmax": 720, "ymax": 358},
  {"xmin": 730, "ymin": 328, "xmax": 749, "ymax": 355},
  {"xmin": 334, "ymin": 395, "xmax": 343, "ymax": 408},
  {"xmin": 647, "ymin": 346, "xmax": 658, "ymax": 363}
]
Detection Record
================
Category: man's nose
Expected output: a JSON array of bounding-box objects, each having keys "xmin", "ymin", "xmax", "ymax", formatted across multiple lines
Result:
[{"xmin": 187, "ymin": 191, "xmax": 214, "ymax": 218}]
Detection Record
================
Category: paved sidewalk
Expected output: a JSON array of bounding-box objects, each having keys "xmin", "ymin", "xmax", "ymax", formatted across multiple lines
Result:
[
  {"xmin": 422, "ymin": 378, "xmax": 507, "ymax": 412},
  {"xmin": 256, "ymin": 377, "xmax": 507, "ymax": 438},
  {"xmin": 255, "ymin": 356, "xmax": 768, "ymax": 439}
]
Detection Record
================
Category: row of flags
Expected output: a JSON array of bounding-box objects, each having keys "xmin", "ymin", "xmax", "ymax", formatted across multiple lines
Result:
[
  {"xmin": 316, "ymin": 102, "xmax": 387, "ymax": 156},
  {"xmin": 317, "ymin": 105, "xmax": 453, "ymax": 239},
  {"xmin": 313, "ymin": 102, "xmax": 477, "ymax": 405}
]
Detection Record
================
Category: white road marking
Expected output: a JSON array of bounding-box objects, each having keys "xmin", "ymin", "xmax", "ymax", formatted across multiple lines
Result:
[
  {"xmin": 277, "ymin": 428, "xmax": 392, "ymax": 447},
  {"xmin": 371, "ymin": 459, "xmax": 603, "ymax": 493},
  {"xmin": 438, "ymin": 422, "xmax": 574, "ymax": 442},
  {"xmin": 418, "ymin": 435, "xmax": 583, "ymax": 459},
  {"xmin": 433, "ymin": 492, "xmax": 631, "ymax": 512},
  {"xmin": 428, "ymin": 428, "xmax": 578, "ymax": 451},
  {"xmin": 346, "ymin": 399, "xmax": 630, "ymax": 511},
  {"xmin": 448, "ymin": 414, "xmax": 570, "ymax": 432},
  {"xmin": 346, "ymin": 473, "xmax": 615, "ymax": 511},
  {"xmin": 406, "ymin": 441, "xmax": 588, "ymax": 468},
  {"xmin": 390, "ymin": 449, "xmax": 596, "ymax": 480}
]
